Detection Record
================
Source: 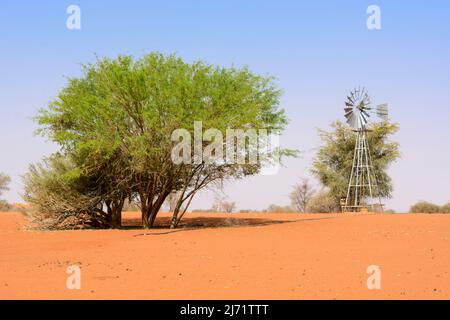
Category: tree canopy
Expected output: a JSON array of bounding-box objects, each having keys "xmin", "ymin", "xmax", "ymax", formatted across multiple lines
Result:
[
  {"xmin": 311, "ymin": 120, "xmax": 400, "ymax": 207},
  {"xmin": 27, "ymin": 53, "xmax": 294, "ymax": 229}
]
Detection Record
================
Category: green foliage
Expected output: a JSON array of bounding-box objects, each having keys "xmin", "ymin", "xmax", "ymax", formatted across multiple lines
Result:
[
  {"xmin": 0, "ymin": 172, "xmax": 10, "ymax": 197},
  {"xmin": 440, "ymin": 202, "xmax": 450, "ymax": 213},
  {"xmin": 311, "ymin": 121, "xmax": 400, "ymax": 205},
  {"xmin": 31, "ymin": 52, "xmax": 294, "ymax": 228},
  {"xmin": 37, "ymin": 53, "xmax": 289, "ymax": 158},
  {"xmin": 409, "ymin": 201, "xmax": 450, "ymax": 214},
  {"xmin": 0, "ymin": 173, "xmax": 11, "ymax": 211}
]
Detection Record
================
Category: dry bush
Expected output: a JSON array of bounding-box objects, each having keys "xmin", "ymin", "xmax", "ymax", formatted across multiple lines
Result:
[
  {"xmin": 409, "ymin": 201, "xmax": 441, "ymax": 214},
  {"xmin": 191, "ymin": 209, "xmax": 210, "ymax": 213},
  {"xmin": 290, "ymin": 178, "xmax": 315, "ymax": 213},
  {"xmin": 306, "ymin": 191, "xmax": 339, "ymax": 213},
  {"xmin": 0, "ymin": 173, "xmax": 11, "ymax": 211},
  {"xmin": 23, "ymin": 156, "xmax": 112, "ymax": 230},
  {"xmin": 222, "ymin": 201, "xmax": 236, "ymax": 213},
  {"xmin": 440, "ymin": 202, "xmax": 450, "ymax": 213},
  {"xmin": 0, "ymin": 200, "xmax": 11, "ymax": 212},
  {"xmin": 266, "ymin": 204, "xmax": 294, "ymax": 213}
]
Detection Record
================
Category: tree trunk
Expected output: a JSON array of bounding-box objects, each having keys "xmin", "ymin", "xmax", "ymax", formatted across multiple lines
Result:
[
  {"xmin": 111, "ymin": 209, "xmax": 121, "ymax": 228},
  {"xmin": 170, "ymin": 201, "xmax": 183, "ymax": 229},
  {"xmin": 174, "ymin": 191, "xmax": 196, "ymax": 228},
  {"xmin": 111, "ymin": 207, "xmax": 122, "ymax": 229},
  {"xmin": 139, "ymin": 189, "xmax": 153, "ymax": 229},
  {"xmin": 147, "ymin": 192, "xmax": 169, "ymax": 227},
  {"xmin": 141, "ymin": 203, "xmax": 150, "ymax": 229},
  {"xmin": 110, "ymin": 198, "xmax": 124, "ymax": 229}
]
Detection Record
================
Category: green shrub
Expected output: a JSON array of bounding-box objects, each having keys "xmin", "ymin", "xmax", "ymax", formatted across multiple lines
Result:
[
  {"xmin": 440, "ymin": 202, "xmax": 450, "ymax": 213},
  {"xmin": 0, "ymin": 172, "xmax": 11, "ymax": 211},
  {"xmin": 0, "ymin": 200, "xmax": 11, "ymax": 211},
  {"xmin": 266, "ymin": 204, "xmax": 294, "ymax": 213},
  {"xmin": 409, "ymin": 201, "xmax": 441, "ymax": 213}
]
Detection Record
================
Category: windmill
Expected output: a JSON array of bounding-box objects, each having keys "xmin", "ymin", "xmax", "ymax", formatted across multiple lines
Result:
[{"xmin": 342, "ymin": 87, "xmax": 388, "ymax": 213}]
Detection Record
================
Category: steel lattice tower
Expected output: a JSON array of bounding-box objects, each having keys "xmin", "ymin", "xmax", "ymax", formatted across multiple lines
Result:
[{"xmin": 343, "ymin": 129, "xmax": 382, "ymax": 212}]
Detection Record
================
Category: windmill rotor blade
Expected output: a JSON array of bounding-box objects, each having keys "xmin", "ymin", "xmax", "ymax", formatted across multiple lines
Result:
[
  {"xmin": 361, "ymin": 109, "xmax": 370, "ymax": 119},
  {"xmin": 346, "ymin": 112, "xmax": 355, "ymax": 126},
  {"xmin": 360, "ymin": 112, "xmax": 368, "ymax": 126},
  {"xmin": 355, "ymin": 116, "xmax": 362, "ymax": 130},
  {"xmin": 361, "ymin": 103, "xmax": 371, "ymax": 113},
  {"xmin": 352, "ymin": 116, "xmax": 357, "ymax": 129},
  {"xmin": 345, "ymin": 111, "xmax": 353, "ymax": 120},
  {"xmin": 345, "ymin": 109, "xmax": 353, "ymax": 120},
  {"xmin": 344, "ymin": 88, "xmax": 383, "ymax": 129},
  {"xmin": 350, "ymin": 112, "xmax": 360, "ymax": 129}
]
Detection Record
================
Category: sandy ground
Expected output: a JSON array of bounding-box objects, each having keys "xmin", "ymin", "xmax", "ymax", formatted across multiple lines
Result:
[{"xmin": 0, "ymin": 211, "xmax": 449, "ymax": 300}]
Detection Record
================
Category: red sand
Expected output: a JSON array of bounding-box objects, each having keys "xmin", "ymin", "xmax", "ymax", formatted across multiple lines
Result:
[{"xmin": 0, "ymin": 211, "xmax": 449, "ymax": 299}]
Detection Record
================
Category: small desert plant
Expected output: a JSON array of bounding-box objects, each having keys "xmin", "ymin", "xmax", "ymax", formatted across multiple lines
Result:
[
  {"xmin": 266, "ymin": 204, "xmax": 294, "ymax": 213},
  {"xmin": 0, "ymin": 172, "xmax": 11, "ymax": 211},
  {"xmin": 439, "ymin": 202, "xmax": 450, "ymax": 213},
  {"xmin": 0, "ymin": 200, "xmax": 11, "ymax": 211},
  {"xmin": 289, "ymin": 178, "xmax": 315, "ymax": 213},
  {"xmin": 210, "ymin": 194, "xmax": 236, "ymax": 213},
  {"xmin": 306, "ymin": 191, "xmax": 339, "ymax": 213},
  {"xmin": 409, "ymin": 201, "xmax": 441, "ymax": 214},
  {"xmin": 221, "ymin": 201, "xmax": 236, "ymax": 213}
]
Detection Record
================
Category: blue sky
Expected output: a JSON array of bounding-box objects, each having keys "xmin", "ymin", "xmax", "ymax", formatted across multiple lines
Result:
[{"xmin": 1, "ymin": 1, "xmax": 449, "ymax": 211}]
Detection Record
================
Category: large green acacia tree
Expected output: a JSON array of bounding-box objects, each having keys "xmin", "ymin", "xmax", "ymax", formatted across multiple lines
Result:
[
  {"xmin": 311, "ymin": 121, "xmax": 400, "ymax": 206},
  {"xmin": 31, "ymin": 53, "xmax": 293, "ymax": 229}
]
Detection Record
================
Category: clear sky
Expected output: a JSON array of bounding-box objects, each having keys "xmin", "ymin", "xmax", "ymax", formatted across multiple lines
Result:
[{"xmin": 1, "ymin": 1, "xmax": 449, "ymax": 212}]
